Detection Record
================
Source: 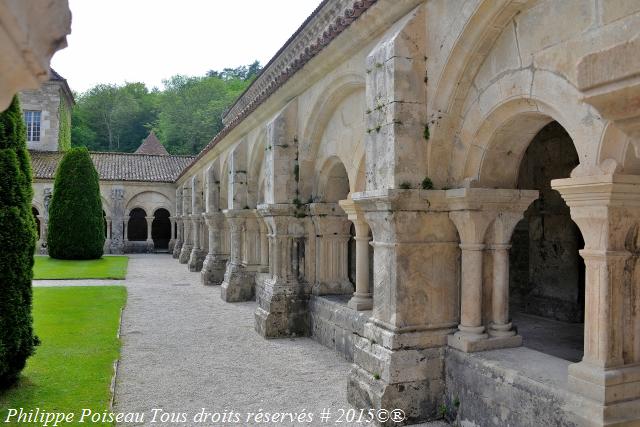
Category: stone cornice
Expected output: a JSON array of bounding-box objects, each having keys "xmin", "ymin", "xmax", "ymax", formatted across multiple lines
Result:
[
  {"xmin": 223, "ymin": 0, "xmax": 376, "ymax": 126},
  {"xmin": 178, "ymin": 0, "xmax": 378, "ymax": 180}
]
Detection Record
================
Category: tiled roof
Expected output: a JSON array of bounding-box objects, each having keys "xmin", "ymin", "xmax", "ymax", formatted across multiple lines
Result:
[
  {"xmin": 179, "ymin": 0, "xmax": 378, "ymax": 179},
  {"xmin": 135, "ymin": 131, "xmax": 169, "ymax": 155},
  {"xmin": 30, "ymin": 150, "xmax": 194, "ymax": 183}
]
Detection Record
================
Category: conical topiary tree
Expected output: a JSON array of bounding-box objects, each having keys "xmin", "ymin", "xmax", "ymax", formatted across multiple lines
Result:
[
  {"xmin": 0, "ymin": 96, "xmax": 38, "ymax": 387},
  {"xmin": 47, "ymin": 147, "xmax": 104, "ymax": 259}
]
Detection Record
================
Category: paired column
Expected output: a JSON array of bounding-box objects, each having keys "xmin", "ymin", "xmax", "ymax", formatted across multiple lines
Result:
[
  {"xmin": 553, "ymin": 174, "xmax": 640, "ymax": 425},
  {"xmin": 178, "ymin": 217, "xmax": 192, "ymax": 264},
  {"xmin": 173, "ymin": 217, "xmax": 183, "ymax": 258},
  {"xmin": 188, "ymin": 214, "xmax": 206, "ymax": 271},
  {"xmin": 145, "ymin": 216, "xmax": 154, "ymax": 252},
  {"xmin": 168, "ymin": 216, "xmax": 176, "ymax": 252},
  {"xmin": 254, "ymin": 204, "xmax": 309, "ymax": 338},
  {"xmin": 221, "ymin": 209, "xmax": 256, "ymax": 302},
  {"xmin": 201, "ymin": 212, "xmax": 227, "ymax": 286},
  {"xmin": 447, "ymin": 189, "xmax": 536, "ymax": 352},
  {"xmin": 338, "ymin": 199, "xmax": 373, "ymax": 310},
  {"xmin": 309, "ymin": 203, "xmax": 352, "ymax": 296}
]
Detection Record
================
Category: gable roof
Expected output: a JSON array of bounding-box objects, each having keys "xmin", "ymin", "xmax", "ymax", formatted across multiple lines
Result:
[
  {"xmin": 135, "ymin": 131, "xmax": 169, "ymax": 155},
  {"xmin": 30, "ymin": 150, "xmax": 194, "ymax": 183}
]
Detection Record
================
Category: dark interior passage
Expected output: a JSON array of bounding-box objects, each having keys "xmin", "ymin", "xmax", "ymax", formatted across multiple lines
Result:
[
  {"xmin": 152, "ymin": 208, "xmax": 171, "ymax": 250},
  {"xmin": 509, "ymin": 121, "xmax": 585, "ymax": 361}
]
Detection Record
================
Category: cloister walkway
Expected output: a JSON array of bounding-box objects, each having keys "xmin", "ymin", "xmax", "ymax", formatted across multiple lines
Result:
[{"xmin": 34, "ymin": 254, "xmax": 446, "ymax": 426}]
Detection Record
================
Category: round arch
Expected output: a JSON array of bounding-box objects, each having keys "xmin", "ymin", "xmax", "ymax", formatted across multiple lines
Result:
[
  {"xmin": 448, "ymin": 71, "xmax": 605, "ymax": 187},
  {"xmin": 314, "ymin": 156, "xmax": 351, "ymax": 203},
  {"xmin": 299, "ymin": 73, "xmax": 365, "ymax": 198}
]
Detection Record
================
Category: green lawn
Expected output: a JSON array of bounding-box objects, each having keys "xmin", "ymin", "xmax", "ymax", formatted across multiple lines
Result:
[
  {"xmin": 0, "ymin": 286, "xmax": 127, "ymax": 426},
  {"xmin": 33, "ymin": 256, "xmax": 129, "ymax": 280}
]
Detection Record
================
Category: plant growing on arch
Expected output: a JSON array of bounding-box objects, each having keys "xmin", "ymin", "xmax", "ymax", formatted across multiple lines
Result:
[
  {"xmin": 0, "ymin": 96, "xmax": 38, "ymax": 387},
  {"xmin": 47, "ymin": 147, "xmax": 105, "ymax": 259}
]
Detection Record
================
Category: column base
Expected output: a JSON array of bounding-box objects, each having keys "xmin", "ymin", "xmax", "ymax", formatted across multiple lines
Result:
[
  {"xmin": 109, "ymin": 241, "xmax": 124, "ymax": 255},
  {"xmin": 188, "ymin": 248, "xmax": 206, "ymax": 271},
  {"xmin": 179, "ymin": 244, "xmax": 192, "ymax": 264},
  {"xmin": 172, "ymin": 240, "xmax": 183, "ymax": 259},
  {"xmin": 146, "ymin": 240, "xmax": 154, "ymax": 253},
  {"xmin": 254, "ymin": 276, "xmax": 309, "ymax": 338},
  {"xmin": 220, "ymin": 263, "xmax": 255, "ymax": 302},
  {"xmin": 347, "ymin": 322, "xmax": 451, "ymax": 425},
  {"xmin": 568, "ymin": 361, "xmax": 640, "ymax": 426},
  {"xmin": 348, "ymin": 293, "xmax": 373, "ymax": 311},
  {"xmin": 201, "ymin": 254, "xmax": 227, "ymax": 286},
  {"xmin": 448, "ymin": 331, "xmax": 522, "ymax": 353}
]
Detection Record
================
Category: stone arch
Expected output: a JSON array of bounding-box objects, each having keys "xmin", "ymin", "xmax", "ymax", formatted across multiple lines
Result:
[
  {"xmin": 205, "ymin": 161, "xmax": 221, "ymax": 212},
  {"xmin": 315, "ymin": 156, "xmax": 351, "ymax": 203},
  {"xmin": 299, "ymin": 73, "xmax": 365, "ymax": 198},
  {"xmin": 219, "ymin": 151, "xmax": 231, "ymax": 211},
  {"xmin": 125, "ymin": 190, "xmax": 172, "ymax": 216},
  {"xmin": 247, "ymin": 131, "xmax": 266, "ymax": 209},
  {"xmin": 450, "ymin": 71, "xmax": 604, "ymax": 187}
]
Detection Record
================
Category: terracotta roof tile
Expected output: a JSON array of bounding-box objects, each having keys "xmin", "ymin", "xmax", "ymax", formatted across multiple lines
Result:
[
  {"xmin": 30, "ymin": 150, "xmax": 194, "ymax": 183},
  {"xmin": 134, "ymin": 131, "xmax": 169, "ymax": 155}
]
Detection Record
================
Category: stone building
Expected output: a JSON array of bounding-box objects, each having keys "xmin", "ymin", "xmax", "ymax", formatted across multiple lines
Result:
[
  {"xmin": 22, "ymin": 84, "xmax": 195, "ymax": 254},
  {"xmin": 18, "ymin": 69, "xmax": 74, "ymax": 151},
  {"xmin": 167, "ymin": 1, "xmax": 640, "ymax": 426}
]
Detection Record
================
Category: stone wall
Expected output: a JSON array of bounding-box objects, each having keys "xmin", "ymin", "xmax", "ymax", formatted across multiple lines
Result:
[
  {"xmin": 510, "ymin": 122, "xmax": 585, "ymax": 323},
  {"xmin": 309, "ymin": 295, "xmax": 370, "ymax": 362},
  {"xmin": 445, "ymin": 347, "xmax": 582, "ymax": 427},
  {"xmin": 19, "ymin": 82, "xmax": 65, "ymax": 151}
]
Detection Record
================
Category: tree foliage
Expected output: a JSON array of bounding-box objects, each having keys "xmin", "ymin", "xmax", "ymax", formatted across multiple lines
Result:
[
  {"xmin": 0, "ymin": 96, "xmax": 38, "ymax": 387},
  {"xmin": 47, "ymin": 147, "xmax": 104, "ymax": 260},
  {"xmin": 71, "ymin": 62, "xmax": 260, "ymax": 155}
]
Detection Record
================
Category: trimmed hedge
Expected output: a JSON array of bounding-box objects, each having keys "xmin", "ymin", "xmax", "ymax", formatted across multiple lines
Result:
[
  {"xmin": 47, "ymin": 147, "xmax": 104, "ymax": 259},
  {"xmin": 0, "ymin": 96, "xmax": 38, "ymax": 387}
]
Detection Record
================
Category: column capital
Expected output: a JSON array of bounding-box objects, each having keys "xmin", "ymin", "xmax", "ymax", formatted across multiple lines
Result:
[{"xmin": 553, "ymin": 173, "xmax": 640, "ymax": 251}]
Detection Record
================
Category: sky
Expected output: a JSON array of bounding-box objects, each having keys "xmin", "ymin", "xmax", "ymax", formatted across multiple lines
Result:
[{"xmin": 51, "ymin": 0, "xmax": 323, "ymax": 94}]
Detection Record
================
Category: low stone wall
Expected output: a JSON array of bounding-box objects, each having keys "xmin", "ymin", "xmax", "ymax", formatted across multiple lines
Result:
[
  {"xmin": 308, "ymin": 295, "xmax": 370, "ymax": 362},
  {"xmin": 444, "ymin": 347, "xmax": 583, "ymax": 427}
]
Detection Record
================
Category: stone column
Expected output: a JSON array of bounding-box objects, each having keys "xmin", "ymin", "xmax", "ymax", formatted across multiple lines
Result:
[
  {"xmin": 201, "ymin": 212, "xmax": 227, "ymax": 286},
  {"xmin": 553, "ymin": 174, "xmax": 640, "ymax": 426},
  {"xmin": 179, "ymin": 217, "xmax": 192, "ymax": 264},
  {"xmin": 259, "ymin": 219, "xmax": 269, "ymax": 273},
  {"xmin": 447, "ymin": 188, "xmax": 536, "ymax": 352},
  {"xmin": 255, "ymin": 204, "xmax": 309, "ymax": 338},
  {"xmin": 309, "ymin": 203, "xmax": 353, "ymax": 296},
  {"xmin": 104, "ymin": 218, "xmax": 112, "ymax": 254},
  {"xmin": 145, "ymin": 216, "xmax": 154, "ymax": 252},
  {"xmin": 347, "ymin": 190, "xmax": 458, "ymax": 424},
  {"xmin": 221, "ymin": 209, "xmax": 256, "ymax": 301},
  {"xmin": 339, "ymin": 199, "xmax": 373, "ymax": 310},
  {"xmin": 168, "ymin": 216, "xmax": 176, "ymax": 252},
  {"xmin": 188, "ymin": 214, "xmax": 205, "ymax": 271},
  {"xmin": 109, "ymin": 188, "xmax": 125, "ymax": 254},
  {"xmin": 173, "ymin": 217, "xmax": 183, "ymax": 258},
  {"xmin": 179, "ymin": 184, "xmax": 193, "ymax": 264},
  {"xmin": 486, "ymin": 210, "xmax": 532, "ymax": 339}
]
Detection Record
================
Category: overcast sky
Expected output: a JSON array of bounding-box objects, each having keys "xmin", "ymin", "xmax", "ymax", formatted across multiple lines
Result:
[{"xmin": 51, "ymin": 0, "xmax": 323, "ymax": 93}]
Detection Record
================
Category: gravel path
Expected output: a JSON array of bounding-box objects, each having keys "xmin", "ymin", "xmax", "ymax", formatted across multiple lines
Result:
[
  {"xmin": 112, "ymin": 254, "xmax": 357, "ymax": 426},
  {"xmin": 41, "ymin": 254, "xmax": 447, "ymax": 426}
]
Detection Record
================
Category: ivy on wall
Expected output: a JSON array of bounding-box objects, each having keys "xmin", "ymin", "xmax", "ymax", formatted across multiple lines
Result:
[{"xmin": 57, "ymin": 98, "xmax": 71, "ymax": 151}]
